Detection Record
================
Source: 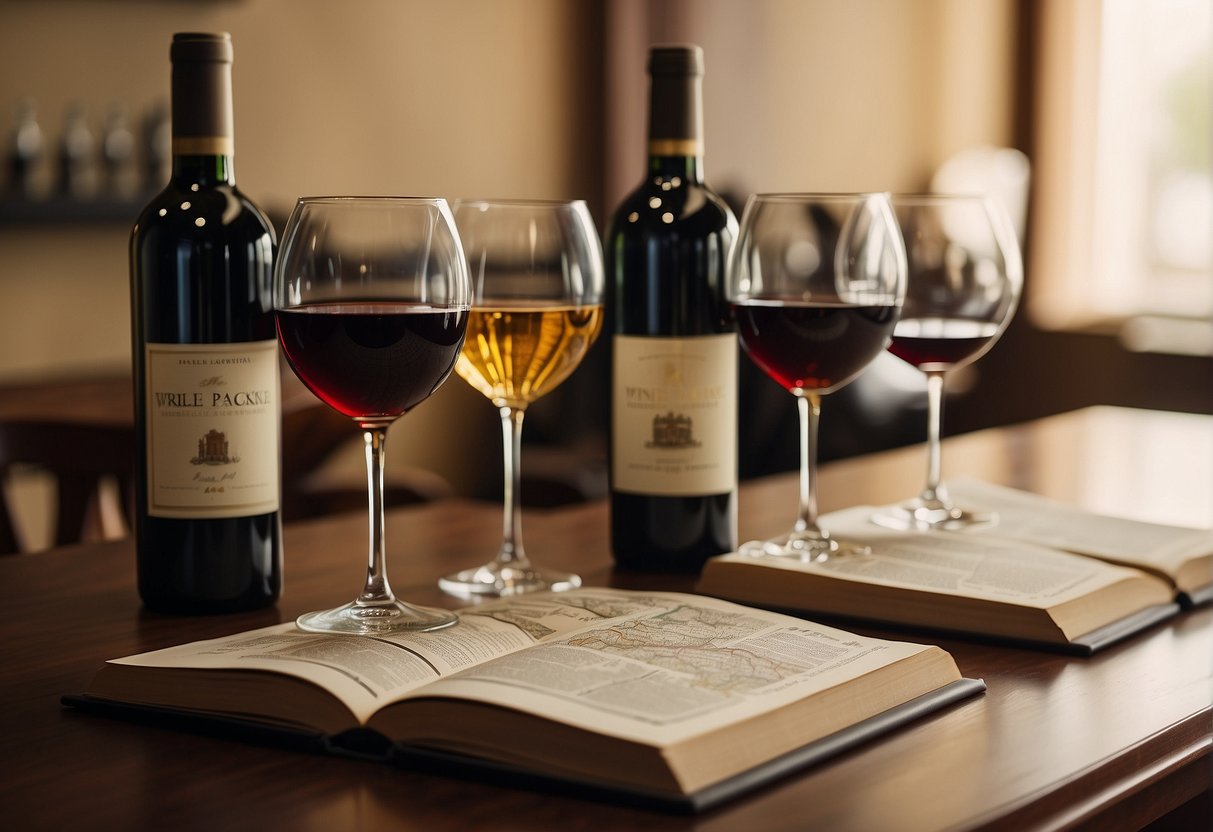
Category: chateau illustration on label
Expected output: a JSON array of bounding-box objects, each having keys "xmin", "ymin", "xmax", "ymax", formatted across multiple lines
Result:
[
  {"xmin": 646, "ymin": 412, "xmax": 700, "ymax": 449},
  {"xmin": 192, "ymin": 429, "xmax": 239, "ymax": 465}
]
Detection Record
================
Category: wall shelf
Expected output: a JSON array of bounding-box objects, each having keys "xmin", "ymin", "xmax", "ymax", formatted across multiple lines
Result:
[{"xmin": 0, "ymin": 194, "xmax": 154, "ymax": 226}]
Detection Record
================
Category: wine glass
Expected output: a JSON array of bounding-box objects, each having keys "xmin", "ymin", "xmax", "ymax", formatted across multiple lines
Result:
[
  {"xmin": 871, "ymin": 194, "xmax": 1022, "ymax": 531},
  {"xmin": 728, "ymin": 193, "xmax": 906, "ymax": 561},
  {"xmin": 438, "ymin": 199, "xmax": 604, "ymax": 597},
  {"xmin": 275, "ymin": 197, "xmax": 469, "ymax": 633}
]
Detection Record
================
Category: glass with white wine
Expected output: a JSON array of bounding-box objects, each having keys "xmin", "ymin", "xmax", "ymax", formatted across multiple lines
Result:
[{"xmin": 438, "ymin": 199, "xmax": 604, "ymax": 597}]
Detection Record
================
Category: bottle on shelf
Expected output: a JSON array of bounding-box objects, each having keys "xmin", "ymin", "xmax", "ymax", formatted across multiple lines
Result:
[
  {"xmin": 101, "ymin": 103, "xmax": 139, "ymax": 199},
  {"xmin": 606, "ymin": 44, "xmax": 739, "ymax": 573},
  {"xmin": 129, "ymin": 32, "xmax": 282, "ymax": 613},
  {"xmin": 58, "ymin": 103, "xmax": 98, "ymax": 200},
  {"xmin": 6, "ymin": 100, "xmax": 45, "ymax": 198}
]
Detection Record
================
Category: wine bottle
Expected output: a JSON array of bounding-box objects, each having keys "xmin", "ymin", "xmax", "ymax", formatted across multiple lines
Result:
[
  {"xmin": 130, "ymin": 32, "xmax": 281, "ymax": 612},
  {"xmin": 606, "ymin": 45, "xmax": 738, "ymax": 572}
]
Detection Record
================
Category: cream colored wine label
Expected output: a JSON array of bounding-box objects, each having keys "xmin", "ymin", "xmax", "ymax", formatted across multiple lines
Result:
[
  {"xmin": 145, "ymin": 341, "xmax": 280, "ymax": 518},
  {"xmin": 612, "ymin": 334, "xmax": 737, "ymax": 496}
]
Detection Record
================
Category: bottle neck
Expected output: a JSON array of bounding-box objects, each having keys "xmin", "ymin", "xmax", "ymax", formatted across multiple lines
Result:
[
  {"xmin": 171, "ymin": 34, "xmax": 235, "ymax": 189},
  {"xmin": 172, "ymin": 153, "xmax": 234, "ymax": 187},
  {"xmin": 647, "ymin": 70, "xmax": 705, "ymax": 185},
  {"xmin": 647, "ymin": 153, "xmax": 704, "ymax": 184}
]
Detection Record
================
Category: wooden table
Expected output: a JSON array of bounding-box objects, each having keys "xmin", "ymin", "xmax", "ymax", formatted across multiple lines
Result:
[{"xmin": 2, "ymin": 407, "xmax": 1209, "ymax": 830}]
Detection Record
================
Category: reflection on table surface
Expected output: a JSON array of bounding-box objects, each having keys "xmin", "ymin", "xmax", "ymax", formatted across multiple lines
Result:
[{"xmin": 774, "ymin": 405, "xmax": 1212, "ymax": 530}]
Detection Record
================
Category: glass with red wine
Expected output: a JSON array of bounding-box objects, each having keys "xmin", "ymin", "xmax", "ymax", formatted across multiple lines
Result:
[
  {"xmin": 871, "ymin": 193, "xmax": 1022, "ymax": 531},
  {"xmin": 275, "ymin": 197, "xmax": 470, "ymax": 634},
  {"xmin": 728, "ymin": 193, "xmax": 906, "ymax": 561}
]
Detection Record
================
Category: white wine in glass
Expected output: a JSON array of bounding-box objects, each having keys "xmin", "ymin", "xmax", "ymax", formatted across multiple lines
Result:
[
  {"xmin": 457, "ymin": 305, "xmax": 602, "ymax": 410},
  {"xmin": 439, "ymin": 200, "xmax": 604, "ymax": 597}
]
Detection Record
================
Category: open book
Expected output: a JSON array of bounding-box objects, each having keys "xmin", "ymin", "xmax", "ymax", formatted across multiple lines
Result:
[
  {"xmin": 67, "ymin": 589, "xmax": 980, "ymax": 812},
  {"xmin": 699, "ymin": 498, "xmax": 1194, "ymax": 654},
  {"xmin": 946, "ymin": 480, "xmax": 1213, "ymax": 606}
]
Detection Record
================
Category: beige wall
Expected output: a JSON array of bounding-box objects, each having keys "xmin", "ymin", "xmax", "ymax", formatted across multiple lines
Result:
[
  {"xmin": 0, "ymin": 0, "xmax": 1019, "ymax": 502},
  {"xmin": 0, "ymin": 0, "xmax": 604, "ymax": 497},
  {"xmin": 605, "ymin": 0, "xmax": 1018, "ymax": 209},
  {"xmin": 0, "ymin": 0, "xmax": 602, "ymax": 378}
]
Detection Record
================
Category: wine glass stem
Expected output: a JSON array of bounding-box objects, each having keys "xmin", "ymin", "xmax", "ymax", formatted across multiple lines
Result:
[
  {"xmin": 359, "ymin": 427, "xmax": 396, "ymax": 605},
  {"xmin": 497, "ymin": 405, "xmax": 528, "ymax": 567},
  {"xmin": 922, "ymin": 370, "xmax": 948, "ymax": 505},
  {"xmin": 795, "ymin": 392, "xmax": 822, "ymax": 534}
]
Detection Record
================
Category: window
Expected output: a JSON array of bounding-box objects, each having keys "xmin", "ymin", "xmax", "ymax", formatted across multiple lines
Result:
[{"xmin": 1030, "ymin": 0, "xmax": 1211, "ymax": 354}]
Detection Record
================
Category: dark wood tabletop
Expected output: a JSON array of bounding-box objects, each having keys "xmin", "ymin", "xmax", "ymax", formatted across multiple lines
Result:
[{"xmin": 2, "ymin": 406, "xmax": 1209, "ymax": 831}]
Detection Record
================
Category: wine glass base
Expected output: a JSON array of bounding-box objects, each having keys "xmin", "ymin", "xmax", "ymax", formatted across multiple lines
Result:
[
  {"xmin": 738, "ymin": 533, "xmax": 869, "ymax": 563},
  {"xmin": 438, "ymin": 562, "xmax": 581, "ymax": 599},
  {"xmin": 870, "ymin": 502, "xmax": 998, "ymax": 532},
  {"xmin": 296, "ymin": 599, "xmax": 458, "ymax": 635}
]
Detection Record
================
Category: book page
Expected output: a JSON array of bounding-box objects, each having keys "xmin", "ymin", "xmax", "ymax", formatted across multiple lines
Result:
[
  {"xmin": 946, "ymin": 479, "xmax": 1213, "ymax": 582},
  {"xmin": 753, "ymin": 506, "xmax": 1154, "ymax": 608},
  {"xmin": 402, "ymin": 589, "xmax": 939, "ymax": 746},
  {"xmin": 108, "ymin": 607, "xmax": 596, "ymax": 724}
]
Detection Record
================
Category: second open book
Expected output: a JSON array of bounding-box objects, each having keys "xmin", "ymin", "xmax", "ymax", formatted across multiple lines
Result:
[{"xmin": 699, "ymin": 480, "xmax": 1213, "ymax": 654}]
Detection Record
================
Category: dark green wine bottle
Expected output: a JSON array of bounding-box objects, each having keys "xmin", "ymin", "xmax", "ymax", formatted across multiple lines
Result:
[
  {"xmin": 130, "ymin": 33, "xmax": 281, "ymax": 612},
  {"xmin": 607, "ymin": 45, "xmax": 738, "ymax": 572}
]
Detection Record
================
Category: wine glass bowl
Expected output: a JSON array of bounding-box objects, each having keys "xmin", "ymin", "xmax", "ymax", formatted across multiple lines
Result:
[
  {"xmin": 438, "ymin": 199, "xmax": 604, "ymax": 598},
  {"xmin": 276, "ymin": 304, "xmax": 468, "ymax": 427},
  {"xmin": 275, "ymin": 197, "xmax": 469, "ymax": 633},
  {"xmin": 872, "ymin": 194, "xmax": 1022, "ymax": 531},
  {"xmin": 728, "ymin": 193, "xmax": 906, "ymax": 561}
]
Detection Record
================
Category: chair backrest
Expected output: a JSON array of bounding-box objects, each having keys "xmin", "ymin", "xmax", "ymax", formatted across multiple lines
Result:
[
  {"xmin": 0, "ymin": 401, "xmax": 455, "ymax": 553},
  {"xmin": 0, "ymin": 420, "xmax": 134, "ymax": 554}
]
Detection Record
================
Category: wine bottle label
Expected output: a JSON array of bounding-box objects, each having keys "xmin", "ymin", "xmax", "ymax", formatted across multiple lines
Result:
[
  {"xmin": 145, "ymin": 340, "xmax": 280, "ymax": 518},
  {"xmin": 612, "ymin": 333, "xmax": 737, "ymax": 496}
]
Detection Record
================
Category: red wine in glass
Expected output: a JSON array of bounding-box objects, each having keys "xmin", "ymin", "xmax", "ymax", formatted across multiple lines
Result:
[
  {"xmin": 276, "ymin": 302, "xmax": 466, "ymax": 424},
  {"xmin": 871, "ymin": 194, "xmax": 1022, "ymax": 532},
  {"xmin": 726, "ymin": 193, "xmax": 906, "ymax": 562},
  {"xmin": 274, "ymin": 196, "xmax": 469, "ymax": 635},
  {"xmin": 731, "ymin": 299, "xmax": 899, "ymax": 394},
  {"xmin": 888, "ymin": 317, "xmax": 1000, "ymax": 372}
]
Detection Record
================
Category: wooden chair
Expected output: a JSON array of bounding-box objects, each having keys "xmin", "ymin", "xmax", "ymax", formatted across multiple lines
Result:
[
  {"xmin": 280, "ymin": 402, "xmax": 454, "ymax": 517},
  {"xmin": 0, "ymin": 402, "xmax": 456, "ymax": 554},
  {"xmin": 0, "ymin": 420, "xmax": 134, "ymax": 554}
]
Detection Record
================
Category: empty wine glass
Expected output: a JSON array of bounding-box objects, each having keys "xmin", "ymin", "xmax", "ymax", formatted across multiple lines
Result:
[
  {"xmin": 275, "ymin": 197, "xmax": 469, "ymax": 633},
  {"xmin": 728, "ymin": 193, "xmax": 906, "ymax": 561},
  {"xmin": 438, "ymin": 200, "xmax": 604, "ymax": 597},
  {"xmin": 872, "ymin": 194, "xmax": 1022, "ymax": 531}
]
